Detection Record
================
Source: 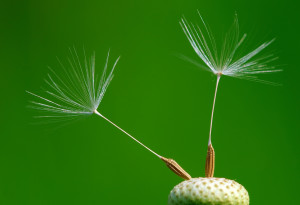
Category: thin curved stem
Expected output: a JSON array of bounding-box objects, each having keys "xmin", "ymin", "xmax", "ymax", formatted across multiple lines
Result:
[
  {"xmin": 208, "ymin": 74, "xmax": 221, "ymax": 145},
  {"xmin": 94, "ymin": 108, "xmax": 192, "ymax": 180},
  {"xmin": 94, "ymin": 110, "xmax": 162, "ymax": 158}
]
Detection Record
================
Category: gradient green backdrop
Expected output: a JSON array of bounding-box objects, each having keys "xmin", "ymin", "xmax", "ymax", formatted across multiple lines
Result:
[{"xmin": 0, "ymin": 0, "xmax": 299, "ymax": 204}]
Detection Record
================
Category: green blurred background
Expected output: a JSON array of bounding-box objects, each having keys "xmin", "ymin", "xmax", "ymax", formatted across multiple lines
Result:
[{"xmin": 0, "ymin": 0, "xmax": 299, "ymax": 204}]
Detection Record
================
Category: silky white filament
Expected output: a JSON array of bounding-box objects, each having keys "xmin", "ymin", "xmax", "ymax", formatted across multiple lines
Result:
[{"xmin": 180, "ymin": 12, "xmax": 281, "ymax": 81}]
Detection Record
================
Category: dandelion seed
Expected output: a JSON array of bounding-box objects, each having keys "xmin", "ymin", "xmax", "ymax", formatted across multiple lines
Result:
[
  {"xmin": 180, "ymin": 12, "xmax": 281, "ymax": 81},
  {"xmin": 27, "ymin": 48, "xmax": 118, "ymax": 118},
  {"xmin": 27, "ymin": 48, "xmax": 191, "ymax": 180},
  {"xmin": 180, "ymin": 12, "xmax": 281, "ymax": 177}
]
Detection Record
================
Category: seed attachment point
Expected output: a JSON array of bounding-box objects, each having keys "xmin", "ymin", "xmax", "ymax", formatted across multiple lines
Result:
[{"xmin": 205, "ymin": 144, "xmax": 215, "ymax": 178}]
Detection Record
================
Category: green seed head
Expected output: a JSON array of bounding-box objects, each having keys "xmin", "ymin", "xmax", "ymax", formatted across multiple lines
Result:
[{"xmin": 168, "ymin": 177, "xmax": 249, "ymax": 205}]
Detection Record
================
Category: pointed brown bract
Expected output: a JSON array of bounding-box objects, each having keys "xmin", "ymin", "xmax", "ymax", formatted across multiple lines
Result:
[
  {"xmin": 161, "ymin": 157, "xmax": 192, "ymax": 180},
  {"xmin": 205, "ymin": 144, "xmax": 215, "ymax": 177}
]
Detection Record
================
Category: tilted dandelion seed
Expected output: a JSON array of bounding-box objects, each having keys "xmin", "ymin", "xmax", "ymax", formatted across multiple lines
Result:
[
  {"xmin": 27, "ymin": 48, "xmax": 119, "ymax": 119},
  {"xmin": 180, "ymin": 12, "xmax": 281, "ymax": 177},
  {"xmin": 27, "ymin": 48, "xmax": 191, "ymax": 180}
]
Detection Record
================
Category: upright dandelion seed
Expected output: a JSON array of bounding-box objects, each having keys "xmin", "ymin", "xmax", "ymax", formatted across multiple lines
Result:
[
  {"xmin": 168, "ymin": 13, "xmax": 281, "ymax": 205},
  {"xmin": 27, "ymin": 48, "xmax": 192, "ymax": 181}
]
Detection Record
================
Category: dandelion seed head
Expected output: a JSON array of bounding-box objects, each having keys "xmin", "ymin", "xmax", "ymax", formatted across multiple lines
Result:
[
  {"xmin": 27, "ymin": 48, "xmax": 120, "ymax": 119},
  {"xmin": 180, "ymin": 12, "xmax": 281, "ymax": 80}
]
